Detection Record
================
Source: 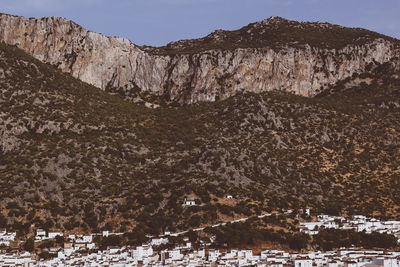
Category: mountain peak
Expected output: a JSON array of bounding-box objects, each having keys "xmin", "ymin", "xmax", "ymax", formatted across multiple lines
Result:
[
  {"xmin": 260, "ymin": 16, "xmax": 290, "ymax": 24},
  {"xmin": 145, "ymin": 16, "xmax": 398, "ymax": 56}
]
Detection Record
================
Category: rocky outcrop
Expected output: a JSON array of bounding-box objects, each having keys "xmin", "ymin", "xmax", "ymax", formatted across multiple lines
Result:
[{"xmin": 0, "ymin": 13, "xmax": 399, "ymax": 104}]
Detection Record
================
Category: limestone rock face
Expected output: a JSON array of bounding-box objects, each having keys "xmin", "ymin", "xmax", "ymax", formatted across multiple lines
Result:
[{"xmin": 0, "ymin": 14, "xmax": 399, "ymax": 104}]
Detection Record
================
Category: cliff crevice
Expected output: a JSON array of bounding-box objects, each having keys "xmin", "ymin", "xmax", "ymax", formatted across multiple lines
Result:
[{"xmin": 1, "ymin": 13, "xmax": 399, "ymax": 104}]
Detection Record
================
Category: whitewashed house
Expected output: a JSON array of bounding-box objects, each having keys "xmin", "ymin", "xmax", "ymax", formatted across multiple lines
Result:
[
  {"xmin": 0, "ymin": 232, "xmax": 15, "ymax": 241},
  {"xmin": 208, "ymin": 249, "xmax": 221, "ymax": 262},
  {"xmin": 102, "ymin": 231, "xmax": 109, "ymax": 237},
  {"xmin": 35, "ymin": 229, "xmax": 47, "ymax": 241},
  {"xmin": 48, "ymin": 232, "xmax": 63, "ymax": 239},
  {"xmin": 87, "ymin": 243, "xmax": 96, "ymax": 250},
  {"xmin": 370, "ymin": 257, "xmax": 399, "ymax": 267},
  {"xmin": 344, "ymin": 261, "xmax": 358, "ymax": 267},
  {"xmin": 305, "ymin": 208, "xmax": 310, "ymax": 216},
  {"xmin": 168, "ymin": 249, "xmax": 183, "ymax": 260},
  {"xmin": 294, "ymin": 257, "xmax": 313, "ymax": 267},
  {"xmin": 151, "ymin": 238, "xmax": 169, "ymax": 246},
  {"xmin": 130, "ymin": 245, "xmax": 153, "ymax": 261},
  {"xmin": 301, "ymin": 222, "xmax": 323, "ymax": 230},
  {"xmin": 183, "ymin": 197, "xmax": 196, "ymax": 206},
  {"xmin": 0, "ymin": 231, "xmax": 16, "ymax": 246},
  {"xmin": 238, "ymin": 250, "xmax": 253, "ymax": 260},
  {"xmin": 82, "ymin": 235, "xmax": 93, "ymax": 243},
  {"xmin": 266, "ymin": 261, "xmax": 283, "ymax": 267},
  {"xmin": 326, "ymin": 261, "xmax": 340, "ymax": 267}
]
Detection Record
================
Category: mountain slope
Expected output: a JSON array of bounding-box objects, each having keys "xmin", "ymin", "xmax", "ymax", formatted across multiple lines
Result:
[
  {"xmin": 1, "ymin": 13, "xmax": 399, "ymax": 104},
  {"xmin": 143, "ymin": 16, "xmax": 398, "ymax": 54},
  {"xmin": 1, "ymin": 42, "xmax": 399, "ymax": 236}
]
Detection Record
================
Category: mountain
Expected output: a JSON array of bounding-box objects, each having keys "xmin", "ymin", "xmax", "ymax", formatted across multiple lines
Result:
[
  {"xmin": 0, "ymin": 40, "xmax": 399, "ymax": 236},
  {"xmin": 1, "ymin": 13, "xmax": 399, "ymax": 104}
]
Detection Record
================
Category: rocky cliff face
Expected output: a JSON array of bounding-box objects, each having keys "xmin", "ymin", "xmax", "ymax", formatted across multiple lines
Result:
[{"xmin": 1, "ymin": 13, "xmax": 399, "ymax": 104}]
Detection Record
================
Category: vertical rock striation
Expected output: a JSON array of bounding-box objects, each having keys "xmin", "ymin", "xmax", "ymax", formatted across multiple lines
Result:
[{"xmin": 0, "ymin": 13, "xmax": 399, "ymax": 104}]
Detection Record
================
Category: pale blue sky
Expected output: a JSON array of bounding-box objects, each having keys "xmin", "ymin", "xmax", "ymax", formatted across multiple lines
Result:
[{"xmin": 1, "ymin": 0, "xmax": 399, "ymax": 46}]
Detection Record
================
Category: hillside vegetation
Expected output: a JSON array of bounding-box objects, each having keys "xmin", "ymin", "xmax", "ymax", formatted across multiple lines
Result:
[
  {"xmin": 0, "ymin": 42, "xmax": 399, "ymax": 237},
  {"xmin": 142, "ymin": 16, "xmax": 399, "ymax": 55}
]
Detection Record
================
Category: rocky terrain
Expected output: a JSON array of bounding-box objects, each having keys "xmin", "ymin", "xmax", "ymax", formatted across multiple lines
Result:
[
  {"xmin": 1, "ymin": 13, "xmax": 399, "ymax": 104},
  {"xmin": 0, "ymin": 41, "xmax": 399, "ymax": 236}
]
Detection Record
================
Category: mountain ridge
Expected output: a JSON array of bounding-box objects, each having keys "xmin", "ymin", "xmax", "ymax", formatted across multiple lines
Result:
[
  {"xmin": 1, "ymin": 13, "xmax": 399, "ymax": 104},
  {"xmin": 143, "ymin": 15, "xmax": 399, "ymax": 55}
]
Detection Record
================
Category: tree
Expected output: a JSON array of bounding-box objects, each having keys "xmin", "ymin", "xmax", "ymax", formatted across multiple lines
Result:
[
  {"xmin": 125, "ymin": 227, "xmax": 149, "ymax": 246},
  {"xmin": 0, "ymin": 214, "xmax": 7, "ymax": 228},
  {"xmin": 186, "ymin": 230, "xmax": 198, "ymax": 243},
  {"xmin": 100, "ymin": 235, "xmax": 122, "ymax": 250},
  {"xmin": 55, "ymin": 235, "xmax": 65, "ymax": 244},
  {"xmin": 168, "ymin": 236, "xmax": 184, "ymax": 246},
  {"xmin": 188, "ymin": 214, "xmax": 201, "ymax": 227},
  {"xmin": 24, "ymin": 238, "xmax": 35, "ymax": 252},
  {"xmin": 288, "ymin": 233, "xmax": 309, "ymax": 251}
]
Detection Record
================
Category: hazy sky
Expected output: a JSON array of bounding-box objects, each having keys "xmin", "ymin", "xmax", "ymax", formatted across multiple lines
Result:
[{"xmin": 1, "ymin": 0, "xmax": 399, "ymax": 46}]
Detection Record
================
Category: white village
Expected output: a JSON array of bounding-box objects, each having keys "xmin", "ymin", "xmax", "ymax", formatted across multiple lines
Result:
[{"xmin": 1, "ymin": 213, "xmax": 400, "ymax": 266}]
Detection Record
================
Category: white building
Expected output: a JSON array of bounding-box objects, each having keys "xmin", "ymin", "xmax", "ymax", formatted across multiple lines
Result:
[
  {"xmin": 130, "ymin": 245, "xmax": 153, "ymax": 261},
  {"xmin": 344, "ymin": 260, "xmax": 358, "ymax": 267},
  {"xmin": 82, "ymin": 235, "xmax": 93, "ymax": 243},
  {"xmin": 0, "ymin": 232, "xmax": 15, "ymax": 241},
  {"xmin": 48, "ymin": 232, "xmax": 63, "ymax": 239},
  {"xmin": 35, "ymin": 229, "xmax": 47, "ymax": 241},
  {"xmin": 183, "ymin": 197, "xmax": 196, "ymax": 206},
  {"xmin": 294, "ymin": 258, "xmax": 313, "ymax": 267},
  {"xmin": 369, "ymin": 257, "xmax": 399, "ymax": 267},
  {"xmin": 168, "ymin": 249, "xmax": 183, "ymax": 261},
  {"xmin": 151, "ymin": 238, "xmax": 169, "ymax": 246}
]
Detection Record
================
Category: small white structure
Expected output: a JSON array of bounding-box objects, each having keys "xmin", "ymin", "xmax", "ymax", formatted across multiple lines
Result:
[
  {"xmin": 183, "ymin": 197, "xmax": 196, "ymax": 206},
  {"xmin": 238, "ymin": 250, "xmax": 253, "ymax": 260},
  {"xmin": 82, "ymin": 235, "xmax": 93, "ymax": 243},
  {"xmin": 226, "ymin": 195, "xmax": 233, "ymax": 199},
  {"xmin": 208, "ymin": 249, "xmax": 221, "ymax": 262},
  {"xmin": 294, "ymin": 258, "xmax": 313, "ymax": 267},
  {"xmin": 35, "ymin": 229, "xmax": 47, "ymax": 241},
  {"xmin": 151, "ymin": 238, "xmax": 169, "ymax": 246},
  {"xmin": 327, "ymin": 261, "xmax": 340, "ymax": 267},
  {"xmin": 48, "ymin": 232, "xmax": 63, "ymax": 239},
  {"xmin": 0, "ymin": 240, "xmax": 10, "ymax": 246},
  {"xmin": 305, "ymin": 208, "xmax": 310, "ymax": 216},
  {"xmin": 0, "ymin": 232, "xmax": 15, "ymax": 241},
  {"xmin": 370, "ymin": 257, "xmax": 399, "ymax": 267},
  {"xmin": 87, "ymin": 243, "xmax": 96, "ymax": 250},
  {"xmin": 265, "ymin": 262, "xmax": 283, "ymax": 267},
  {"xmin": 196, "ymin": 249, "xmax": 205, "ymax": 258},
  {"xmin": 168, "ymin": 249, "xmax": 183, "ymax": 260},
  {"xmin": 130, "ymin": 245, "xmax": 153, "ymax": 261},
  {"xmin": 344, "ymin": 261, "xmax": 358, "ymax": 267},
  {"xmin": 300, "ymin": 222, "xmax": 323, "ymax": 230}
]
